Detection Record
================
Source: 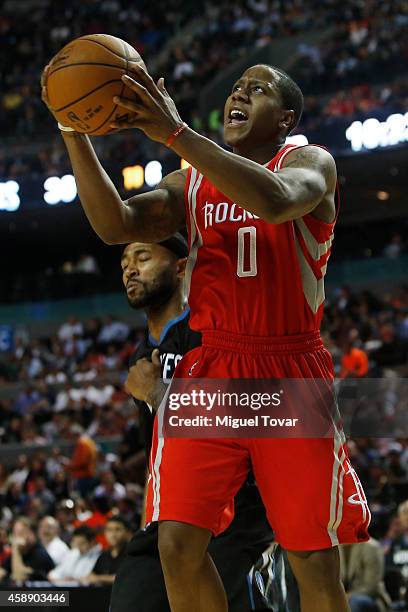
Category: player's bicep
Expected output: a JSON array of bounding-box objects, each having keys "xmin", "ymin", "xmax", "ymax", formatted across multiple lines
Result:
[
  {"xmin": 273, "ymin": 146, "xmax": 336, "ymax": 222},
  {"xmin": 122, "ymin": 169, "xmax": 187, "ymax": 242}
]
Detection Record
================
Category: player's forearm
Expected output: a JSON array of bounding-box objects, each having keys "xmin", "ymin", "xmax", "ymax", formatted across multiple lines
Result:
[
  {"xmin": 171, "ymin": 128, "xmax": 317, "ymax": 223},
  {"xmin": 61, "ymin": 131, "xmax": 132, "ymax": 243}
]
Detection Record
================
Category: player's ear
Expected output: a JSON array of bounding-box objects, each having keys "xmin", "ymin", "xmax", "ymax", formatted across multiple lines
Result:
[
  {"xmin": 279, "ymin": 110, "xmax": 294, "ymax": 133},
  {"xmin": 176, "ymin": 257, "xmax": 187, "ymax": 278}
]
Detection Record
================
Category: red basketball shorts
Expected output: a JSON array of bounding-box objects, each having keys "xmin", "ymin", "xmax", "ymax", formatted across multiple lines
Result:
[{"xmin": 145, "ymin": 330, "xmax": 371, "ymax": 551}]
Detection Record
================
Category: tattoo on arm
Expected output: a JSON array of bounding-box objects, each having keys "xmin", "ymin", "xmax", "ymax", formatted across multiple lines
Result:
[
  {"xmin": 283, "ymin": 148, "xmax": 323, "ymax": 169},
  {"xmin": 281, "ymin": 146, "xmax": 337, "ymax": 189}
]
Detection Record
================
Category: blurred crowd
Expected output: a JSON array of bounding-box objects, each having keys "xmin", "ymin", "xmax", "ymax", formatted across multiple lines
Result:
[
  {"xmin": 0, "ymin": 281, "xmax": 406, "ymax": 441},
  {"xmin": 1, "ymin": 0, "xmax": 407, "ymax": 180}
]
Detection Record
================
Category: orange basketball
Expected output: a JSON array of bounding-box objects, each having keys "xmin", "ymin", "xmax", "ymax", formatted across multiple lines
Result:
[{"xmin": 46, "ymin": 34, "xmax": 144, "ymax": 135}]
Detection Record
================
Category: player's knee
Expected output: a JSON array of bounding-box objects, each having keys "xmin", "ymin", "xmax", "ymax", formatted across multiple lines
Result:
[
  {"xmin": 286, "ymin": 547, "xmax": 342, "ymax": 592},
  {"xmin": 158, "ymin": 522, "xmax": 208, "ymax": 574}
]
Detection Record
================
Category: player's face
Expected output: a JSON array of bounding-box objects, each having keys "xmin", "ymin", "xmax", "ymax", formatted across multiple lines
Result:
[
  {"xmin": 224, "ymin": 65, "xmax": 292, "ymax": 150},
  {"xmin": 121, "ymin": 243, "xmax": 180, "ymax": 309}
]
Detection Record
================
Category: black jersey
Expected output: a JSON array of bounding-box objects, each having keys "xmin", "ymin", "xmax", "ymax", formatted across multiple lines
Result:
[{"xmin": 129, "ymin": 307, "xmax": 201, "ymax": 459}]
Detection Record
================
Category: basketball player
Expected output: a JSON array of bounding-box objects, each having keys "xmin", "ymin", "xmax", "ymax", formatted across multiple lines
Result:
[
  {"xmin": 111, "ymin": 234, "xmax": 297, "ymax": 612},
  {"xmin": 41, "ymin": 62, "xmax": 370, "ymax": 612}
]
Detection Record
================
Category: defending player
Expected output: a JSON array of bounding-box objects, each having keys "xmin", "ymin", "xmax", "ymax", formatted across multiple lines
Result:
[
  {"xmin": 111, "ymin": 234, "xmax": 297, "ymax": 611},
  {"xmin": 41, "ymin": 62, "xmax": 370, "ymax": 612}
]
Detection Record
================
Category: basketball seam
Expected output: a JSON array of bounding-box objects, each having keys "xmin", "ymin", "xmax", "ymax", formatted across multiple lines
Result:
[
  {"xmin": 86, "ymin": 40, "xmax": 129, "ymax": 135},
  {"xmin": 48, "ymin": 62, "xmax": 126, "ymax": 77},
  {"xmin": 54, "ymin": 79, "xmax": 122, "ymax": 112},
  {"xmin": 79, "ymin": 36, "xmax": 138, "ymax": 62}
]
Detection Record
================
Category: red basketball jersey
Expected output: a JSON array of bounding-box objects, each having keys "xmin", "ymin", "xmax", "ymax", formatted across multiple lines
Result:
[{"xmin": 184, "ymin": 144, "xmax": 339, "ymax": 337}]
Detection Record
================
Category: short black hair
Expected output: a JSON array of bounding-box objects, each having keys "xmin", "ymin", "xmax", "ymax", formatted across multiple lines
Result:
[
  {"xmin": 266, "ymin": 65, "xmax": 304, "ymax": 134},
  {"xmin": 73, "ymin": 525, "xmax": 95, "ymax": 542},
  {"xmin": 106, "ymin": 515, "xmax": 131, "ymax": 531}
]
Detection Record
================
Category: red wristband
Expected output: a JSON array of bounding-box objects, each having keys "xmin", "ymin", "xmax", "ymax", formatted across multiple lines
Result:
[{"xmin": 166, "ymin": 122, "xmax": 188, "ymax": 147}]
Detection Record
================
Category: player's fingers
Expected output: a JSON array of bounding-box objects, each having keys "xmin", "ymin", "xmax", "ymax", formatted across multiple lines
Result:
[
  {"xmin": 151, "ymin": 349, "xmax": 161, "ymax": 366},
  {"xmin": 121, "ymin": 74, "xmax": 148, "ymax": 97},
  {"xmin": 121, "ymin": 74, "xmax": 155, "ymax": 104},
  {"xmin": 113, "ymin": 95, "xmax": 145, "ymax": 114},
  {"xmin": 157, "ymin": 77, "xmax": 169, "ymax": 97},
  {"xmin": 109, "ymin": 116, "xmax": 146, "ymax": 130},
  {"xmin": 129, "ymin": 65, "xmax": 161, "ymax": 99}
]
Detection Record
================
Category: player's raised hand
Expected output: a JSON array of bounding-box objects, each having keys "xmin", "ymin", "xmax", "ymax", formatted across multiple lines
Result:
[{"xmin": 110, "ymin": 64, "xmax": 184, "ymax": 144}]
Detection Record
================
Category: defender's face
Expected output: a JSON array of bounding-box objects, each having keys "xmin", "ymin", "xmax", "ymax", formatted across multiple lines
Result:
[
  {"xmin": 121, "ymin": 243, "xmax": 179, "ymax": 309},
  {"xmin": 224, "ymin": 65, "xmax": 288, "ymax": 149}
]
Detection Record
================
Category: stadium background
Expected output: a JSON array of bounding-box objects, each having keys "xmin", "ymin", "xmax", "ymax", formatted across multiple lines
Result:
[{"xmin": 0, "ymin": 0, "xmax": 407, "ymax": 610}]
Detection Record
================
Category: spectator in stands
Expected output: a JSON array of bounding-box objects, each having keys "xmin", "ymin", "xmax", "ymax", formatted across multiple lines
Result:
[
  {"xmin": 1, "ymin": 517, "xmax": 54, "ymax": 583},
  {"xmin": 26, "ymin": 477, "xmax": 55, "ymax": 515},
  {"xmin": 340, "ymin": 339, "xmax": 370, "ymax": 378},
  {"xmin": 97, "ymin": 315, "xmax": 130, "ymax": 345},
  {"xmin": 94, "ymin": 470, "xmax": 126, "ymax": 503},
  {"xmin": 45, "ymin": 447, "xmax": 68, "ymax": 480},
  {"xmin": 48, "ymin": 525, "xmax": 100, "ymax": 584},
  {"xmin": 74, "ymin": 495, "xmax": 113, "ymax": 550},
  {"xmin": 386, "ymin": 500, "xmax": 408, "ymax": 584},
  {"xmin": 67, "ymin": 425, "xmax": 98, "ymax": 497},
  {"xmin": 54, "ymin": 500, "xmax": 76, "ymax": 545},
  {"xmin": 340, "ymin": 538, "xmax": 391, "ymax": 611},
  {"xmin": 372, "ymin": 325, "xmax": 407, "ymax": 371},
  {"xmin": 38, "ymin": 516, "xmax": 69, "ymax": 566},
  {"xmin": 57, "ymin": 316, "xmax": 84, "ymax": 343},
  {"xmin": 81, "ymin": 516, "xmax": 131, "ymax": 586},
  {"xmin": 383, "ymin": 234, "xmax": 403, "ymax": 259}
]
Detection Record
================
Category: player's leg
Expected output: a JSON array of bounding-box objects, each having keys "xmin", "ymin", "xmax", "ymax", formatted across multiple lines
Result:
[
  {"xmin": 158, "ymin": 521, "xmax": 227, "ymax": 612},
  {"xmin": 249, "ymin": 435, "xmax": 369, "ymax": 612},
  {"xmin": 285, "ymin": 547, "xmax": 349, "ymax": 612},
  {"xmin": 146, "ymin": 425, "xmax": 250, "ymax": 612}
]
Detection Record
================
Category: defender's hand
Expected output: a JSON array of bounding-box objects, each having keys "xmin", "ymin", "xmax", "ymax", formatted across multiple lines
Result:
[
  {"xmin": 125, "ymin": 349, "xmax": 162, "ymax": 403},
  {"xmin": 110, "ymin": 65, "xmax": 183, "ymax": 143}
]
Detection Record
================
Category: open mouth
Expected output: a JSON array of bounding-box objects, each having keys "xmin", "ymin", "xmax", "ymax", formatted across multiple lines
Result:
[{"xmin": 228, "ymin": 108, "xmax": 249, "ymax": 125}]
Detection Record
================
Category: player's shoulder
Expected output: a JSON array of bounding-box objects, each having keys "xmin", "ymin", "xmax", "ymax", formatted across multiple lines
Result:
[
  {"xmin": 281, "ymin": 144, "xmax": 337, "ymax": 190},
  {"xmin": 166, "ymin": 309, "xmax": 201, "ymax": 354},
  {"xmin": 159, "ymin": 167, "xmax": 188, "ymax": 191},
  {"xmin": 281, "ymin": 144, "xmax": 336, "ymax": 171}
]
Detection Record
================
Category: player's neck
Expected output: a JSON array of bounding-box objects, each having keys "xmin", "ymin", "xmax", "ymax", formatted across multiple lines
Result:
[
  {"xmin": 233, "ymin": 140, "xmax": 285, "ymax": 165},
  {"xmin": 146, "ymin": 288, "xmax": 185, "ymax": 343}
]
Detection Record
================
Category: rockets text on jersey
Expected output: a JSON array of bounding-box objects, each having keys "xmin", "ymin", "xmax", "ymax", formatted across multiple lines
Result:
[{"xmin": 184, "ymin": 144, "xmax": 339, "ymax": 337}]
